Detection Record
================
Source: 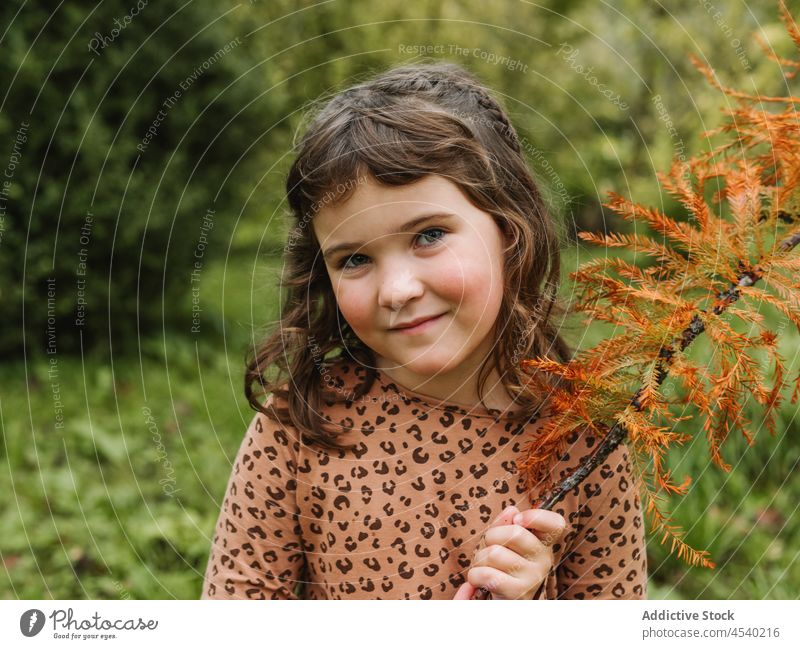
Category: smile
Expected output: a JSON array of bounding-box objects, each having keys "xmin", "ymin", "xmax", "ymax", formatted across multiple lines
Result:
[{"xmin": 391, "ymin": 313, "xmax": 447, "ymax": 334}]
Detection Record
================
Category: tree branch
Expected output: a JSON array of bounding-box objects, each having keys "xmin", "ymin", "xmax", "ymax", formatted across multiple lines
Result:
[
  {"xmin": 536, "ymin": 233, "xmax": 800, "ymax": 510},
  {"xmin": 472, "ymin": 239, "xmax": 799, "ymax": 599},
  {"xmin": 532, "ymin": 267, "xmax": 763, "ymax": 513}
]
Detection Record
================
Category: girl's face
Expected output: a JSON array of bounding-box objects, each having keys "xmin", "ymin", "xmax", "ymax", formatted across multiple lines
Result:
[{"xmin": 313, "ymin": 174, "xmax": 508, "ymax": 396}]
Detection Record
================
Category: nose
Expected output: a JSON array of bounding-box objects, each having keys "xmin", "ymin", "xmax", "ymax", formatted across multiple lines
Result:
[{"xmin": 377, "ymin": 265, "xmax": 424, "ymax": 313}]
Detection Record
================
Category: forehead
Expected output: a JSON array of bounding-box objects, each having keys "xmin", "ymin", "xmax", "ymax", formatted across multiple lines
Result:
[{"xmin": 312, "ymin": 175, "xmax": 471, "ymax": 241}]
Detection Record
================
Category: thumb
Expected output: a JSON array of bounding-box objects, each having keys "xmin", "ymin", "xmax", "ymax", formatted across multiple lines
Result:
[{"xmin": 453, "ymin": 581, "xmax": 476, "ymax": 600}]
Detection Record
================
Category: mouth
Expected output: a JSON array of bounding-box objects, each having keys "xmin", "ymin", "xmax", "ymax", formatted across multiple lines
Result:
[{"xmin": 390, "ymin": 312, "xmax": 447, "ymax": 334}]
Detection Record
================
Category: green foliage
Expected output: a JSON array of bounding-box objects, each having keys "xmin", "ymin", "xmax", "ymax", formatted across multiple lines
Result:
[
  {"xmin": 0, "ymin": 2, "xmax": 280, "ymax": 355},
  {"xmin": 3, "ymin": 2, "xmax": 793, "ymax": 357},
  {"xmin": 228, "ymin": 0, "xmax": 795, "ymax": 236},
  {"xmin": 2, "ymin": 0, "xmax": 798, "ymax": 600},
  {"xmin": 0, "ymin": 251, "xmax": 279, "ymax": 598}
]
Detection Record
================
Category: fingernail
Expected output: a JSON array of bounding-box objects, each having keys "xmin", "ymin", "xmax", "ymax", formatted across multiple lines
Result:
[{"xmin": 513, "ymin": 514, "xmax": 523, "ymax": 525}]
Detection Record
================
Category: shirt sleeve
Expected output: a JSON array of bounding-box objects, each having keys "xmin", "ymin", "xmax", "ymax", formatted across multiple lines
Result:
[
  {"xmin": 201, "ymin": 404, "xmax": 306, "ymax": 599},
  {"xmin": 555, "ymin": 440, "xmax": 648, "ymax": 599}
]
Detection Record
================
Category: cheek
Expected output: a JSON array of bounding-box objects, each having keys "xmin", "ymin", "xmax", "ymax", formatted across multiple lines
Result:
[
  {"xmin": 332, "ymin": 283, "xmax": 374, "ymax": 333},
  {"xmin": 431, "ymin": 261, "xmax": 466, "ymax": 304},
  {"xmin": 439, "ymin": 254, "xmax": 503, "ymax": 320}
]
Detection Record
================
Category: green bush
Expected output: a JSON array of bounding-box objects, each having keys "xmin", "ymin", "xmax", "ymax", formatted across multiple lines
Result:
[{"xmin": 0, "ymin": 2, "xmax": 281, "ymax": 356}]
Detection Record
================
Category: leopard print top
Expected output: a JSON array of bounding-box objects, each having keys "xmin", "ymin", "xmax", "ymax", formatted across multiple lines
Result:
[{"xmin": 201, "ymin": 358, "xmax": 648, "ymax": 600}]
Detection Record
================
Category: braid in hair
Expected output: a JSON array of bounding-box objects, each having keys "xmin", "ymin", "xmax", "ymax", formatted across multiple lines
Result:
[
  {"xmin": 461, "ymin": 83, "xmax": 523, "ymax": 155},
  {"xmin": 362, "ymin": 63, "xmax": 524, "ymax": 157}
]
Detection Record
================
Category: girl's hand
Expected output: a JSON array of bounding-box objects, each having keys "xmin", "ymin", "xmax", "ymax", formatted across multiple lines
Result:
[{"xmin": 453, "ymin": 505, "xmax": 567, "ymax": 600}]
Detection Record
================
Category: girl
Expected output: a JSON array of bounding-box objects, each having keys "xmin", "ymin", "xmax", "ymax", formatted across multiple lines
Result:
[{"xmin": 201, "ymin": 62, "xmax": 647, "ymax": 600}]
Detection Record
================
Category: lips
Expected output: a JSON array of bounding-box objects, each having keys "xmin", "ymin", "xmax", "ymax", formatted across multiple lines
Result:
[{"xmin": 390, "ymin": 313, "xmax": 446, "ymax": 331}]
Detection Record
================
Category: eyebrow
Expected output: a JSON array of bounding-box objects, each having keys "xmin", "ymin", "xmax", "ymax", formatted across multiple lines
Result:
[{"xmin": 321, "ymin": 212, "xmax": 457, "ymax": 259}]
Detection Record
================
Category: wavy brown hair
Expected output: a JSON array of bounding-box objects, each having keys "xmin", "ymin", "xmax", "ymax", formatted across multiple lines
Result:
[{"xmin": 245, "ymin": 61, "xmax": 572, "ymax": 451}]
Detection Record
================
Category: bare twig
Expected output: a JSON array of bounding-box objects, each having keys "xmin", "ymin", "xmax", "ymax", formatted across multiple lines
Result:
[{"xmin": 779, "ymin": 230, "xmax": 800, "ymax": 251}]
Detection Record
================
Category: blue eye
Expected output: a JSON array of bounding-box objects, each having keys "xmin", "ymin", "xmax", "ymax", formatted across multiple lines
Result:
[
  {"xmin": 336, "ymin": 227, "xmax": 446, "ymax": 270},
  {"xmin": 416, "ymin": 227, "xmax": 446, "ymax": 247},
  {"xmin": 339, "ymin": 253, "xmax": 369, "ymax": 270}
]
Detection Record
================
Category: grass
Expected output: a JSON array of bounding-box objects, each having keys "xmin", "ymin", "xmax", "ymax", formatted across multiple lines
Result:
[
  {"xmin": 0, "ymin": 245, "xmax": 797, "ymax": 598},
  {"xmin": 0, "ymin": 251, "xmax": 281, "ymax": 599}
]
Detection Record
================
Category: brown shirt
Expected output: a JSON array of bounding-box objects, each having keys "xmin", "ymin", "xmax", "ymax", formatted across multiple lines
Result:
[{"xmin": 201, "ymin": 358, "xmax": 648, "ymax": 600}]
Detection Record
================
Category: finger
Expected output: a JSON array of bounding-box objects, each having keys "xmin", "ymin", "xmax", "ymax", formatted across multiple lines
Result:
[
  {"xmin": 472, "ymin": 543, "xmax": 531, "ymax": 577},
  {"xmin": 511, "ymin": 509, "xmax": 567, "ymax": 546},
  {"xmin": 476, "ymin": 504, "xmax": 520, "ymax": 554},
  {"xmin": 453, "ymin": 581, "xmax": 476, "ymax": 600},
  {"xmin": 467, "ymin": 566, "xmax": 526, "ymax": 599},
  {"xmin": 482, "ymin": 525, "xmax": 549, "ymax": 562},
  {"xmin": 490, "ymin": 504, "xmax": 520, "ymax": 528}
]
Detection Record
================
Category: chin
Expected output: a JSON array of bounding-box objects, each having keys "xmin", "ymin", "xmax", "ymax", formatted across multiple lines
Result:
[{"xmin": 390, "ymin": 350, "xmax": 464, "ymax": 376}]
